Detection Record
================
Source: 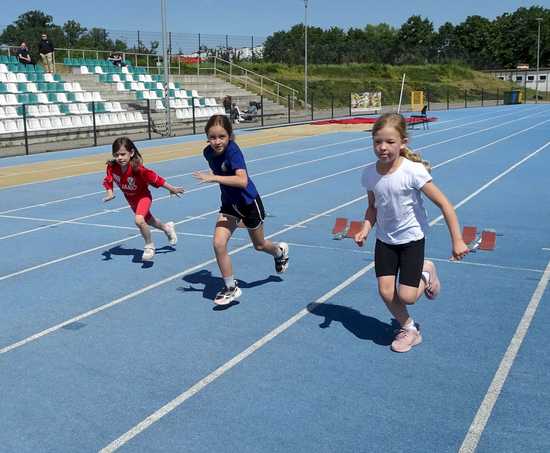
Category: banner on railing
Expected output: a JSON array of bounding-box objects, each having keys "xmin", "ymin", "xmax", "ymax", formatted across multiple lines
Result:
[{"xmin": 351, "ymin": 92, "xmax": 381, "ymax": 114}]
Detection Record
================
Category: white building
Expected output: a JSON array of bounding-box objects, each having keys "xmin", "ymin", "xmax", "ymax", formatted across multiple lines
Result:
[{"xmin": 487, "ymin": 67, "xmax": 550, "ymax": 93}]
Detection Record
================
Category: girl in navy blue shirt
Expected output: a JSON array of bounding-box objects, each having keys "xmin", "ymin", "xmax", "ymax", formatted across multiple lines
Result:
[{"xmin": 193, "ymin": 114, "xmax": 289, "ymax": 305}]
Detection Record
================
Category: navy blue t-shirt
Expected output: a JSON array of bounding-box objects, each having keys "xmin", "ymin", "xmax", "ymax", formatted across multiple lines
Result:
[{"xmin": 203, "ymin": 140, "xmax": 259, "ymax": 205}]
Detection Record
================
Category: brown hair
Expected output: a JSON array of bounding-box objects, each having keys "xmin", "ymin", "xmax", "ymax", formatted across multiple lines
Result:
[
  {"xmin": 204, "ymin": 114, "xmax": 234, "ymax": 140},
  {"xmin": 372, "ymin": 113, "xmax": 431, "ymax": 172},
  {"xmin": 109, "ymin": 136, "xmax": 143, "ymax": 170}
]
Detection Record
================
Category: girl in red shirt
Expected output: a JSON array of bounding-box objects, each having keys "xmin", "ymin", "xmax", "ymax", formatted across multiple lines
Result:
[{"xmin": 103, "ymin": 137, "xmax": 184, "ymax": 261}]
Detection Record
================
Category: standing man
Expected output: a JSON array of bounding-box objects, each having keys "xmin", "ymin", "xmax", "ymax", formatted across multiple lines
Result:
[{"xmin": 38, "ymin": 33, "xmax": 55, "ymax": 73}]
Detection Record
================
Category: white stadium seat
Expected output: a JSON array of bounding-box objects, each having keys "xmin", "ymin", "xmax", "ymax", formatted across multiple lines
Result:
[
  {"xmin": 92, "ymin": 92, "xmax": 102, "ymax": 102},
  {"xmin": 16, "ymin": 73, "xmax": 27, "ymax": 83},
  {"xmin": 38, "ymin": 105, "xmax": 50, "ymax": 116},
  {"xmin": 50, "ymin": 117, "xmax": 63, "ymax": 129},
  {"xmin": 49, "ymin": 105, "xmax": 61, "ymax": 115},
  {"xmin": 72, "ymin": 116, "xmax": 83, "ymax": 127},
  {"xmin": 61, "ymin": 116, "xmax": 73, "ymax": 128},
  {"xmin": 39, "ymin": 118, "xmax": 52, "ymax": 130},
  {"xmin": 0, "ymin": 64, "xmax": 8, "ymax": 73},
  {"xmin": 79, "ymin": 66, "xmax": 89, "ymax": 75},
  {"xmin": 37, "ymin": 93, "xmax": 50, "ymax": 104},
  {"xmin": 4, "ymin": 119, "xmax": 17, "ymax": 132},
  {"xmin": 94, "ymin": 66, "xmax": 104, "ymax": 74},
  {"xmin": 43, "ymin": 73, "xmax": 54, "ymax": 83}
]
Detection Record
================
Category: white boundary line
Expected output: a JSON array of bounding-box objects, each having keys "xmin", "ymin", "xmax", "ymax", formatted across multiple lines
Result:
[
  {"xmin": 98, "ymin": 138, "xmax": 550, "ymax": 451},
  {"xmin": 0, "ymin": 145, "xmax": 371, "ymax": 241},
  {"xmin": 458, "ymin": 258, "xmax": 550, "ymax": 453},
  {"xmin": 0, "ymin": 105, "xmax": 537, "ymax": 202},
  {"xmin": 4, "ymin": 107, "xmax": 546, "ymax": 238},
  {"xmin": 0, "ymin": 136, "xmax": 369, "ymax": 214},
  {"xmin": 0, "ymin": 195, "xmax": 367, "ymax": 355},
  {"xmin": 0, "ymin": 163, "xmax": 369, "ymax": 282},
  {"xmin": 2, "ymin": 118, "xmax": 549, "ymax": 282}
]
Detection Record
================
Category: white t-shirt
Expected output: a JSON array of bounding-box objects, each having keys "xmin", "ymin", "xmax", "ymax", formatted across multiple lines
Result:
[{"xmin": 361, "ymin": 158, "xmax": 432, "ymax": 245}]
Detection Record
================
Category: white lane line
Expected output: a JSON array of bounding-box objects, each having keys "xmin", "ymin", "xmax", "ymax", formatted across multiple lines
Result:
[
  {"xmin": 0, "ymin": 146, "xmax": 370, "ymax": 241},
  {"xmin": 3, "ymin": 117, "xmax": 548, "ymax": 282},
  {"xmin": 98, "ymin": 262, "xmax": 376, "ymax": 453},
  {"xmin": 285, "ymin": 242, "xmax": 544, "ymax": 274},
  {"xmin": 0, "ymin": 195, "xmax": 367, "ymax": 356},
  {"xmin": 0, "ymin": 130, "xmax": 371, "ymax": 188},
  {"xmin": 0, "ymin": 106, "xmax": 532, "ymax": 212},
  {"xmin": 458, "ymin": 258, "xmax": 550, "ymax": 453},
  {"xmin": 0, "ymin": 163, "xmax": 370, "ymax": 282},
  {"xmin": 414, "ymin": 111, "xmax": 550, "ymax": 153},
  {"xmin": 99, "ymin": 136, "xmax": 547, "ymax": 451}
]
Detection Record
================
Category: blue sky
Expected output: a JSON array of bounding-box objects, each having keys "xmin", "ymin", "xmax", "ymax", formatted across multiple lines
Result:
[{"xmin": 2, "ymin": 0, "xmax": 546, "ymax": 37}]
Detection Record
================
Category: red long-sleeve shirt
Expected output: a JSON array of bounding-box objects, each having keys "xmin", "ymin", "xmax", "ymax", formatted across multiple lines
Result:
[{"xmin": 103, "ymin": 163, "xmax": 166, "ymax": 200}]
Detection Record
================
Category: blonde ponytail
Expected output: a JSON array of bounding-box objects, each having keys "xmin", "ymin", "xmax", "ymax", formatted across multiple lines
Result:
[{"xmin": 400, "ymin": 147, "xmax": 431, "ymax": 173}]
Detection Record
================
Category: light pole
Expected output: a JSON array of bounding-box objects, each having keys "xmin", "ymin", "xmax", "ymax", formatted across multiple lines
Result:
[
  {"xmin": 160, "ymin": 0, "xmax": 171, "ymax": 134},
  {"xmin": 535, "ymin": 17, "xmax": 542, "ymax": 104},
  {"xmin": 304, "ymin": 0, "xmax": 308, "ymax": 109}
]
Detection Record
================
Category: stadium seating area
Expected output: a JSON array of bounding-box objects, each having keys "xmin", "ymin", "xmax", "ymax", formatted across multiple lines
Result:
[
  {"xmin": 0, "ymin": 56, "xmax": 145, "ymax": 135},
  {"xmin": 65, "ymin": 58, "xmax": 225, "ymax": 118}
]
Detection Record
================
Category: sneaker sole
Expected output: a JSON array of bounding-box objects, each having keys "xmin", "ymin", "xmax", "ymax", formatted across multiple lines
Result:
[
  {"xmin": 214, "ymin": 287, "xmax": 242, "ymax": 306},
  {"xmin": 424, "ymin": 260, "xmax": 440, "ymax": 300},
  {"xmin": 391, "ymin": 335, "xmax": 422, "ymax": 353},
  {"xmin": 275, "ymin": 242, "xmax": 289, "ymax": 274},
  {"xmin": 165, "ymin": 222, "xmax": 177, "ymax": 246}
]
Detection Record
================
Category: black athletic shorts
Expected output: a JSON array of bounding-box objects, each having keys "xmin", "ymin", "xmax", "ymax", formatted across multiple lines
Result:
[
  {"xmin": 220, "ymin": 195, "xmax": 266, "ymax": 230},
  {"xmin": 374, "ymin": 237, "xmax": 425, "ymax": 287}
]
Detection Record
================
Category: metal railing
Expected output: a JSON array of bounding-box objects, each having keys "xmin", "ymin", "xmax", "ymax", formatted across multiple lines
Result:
[{"xmin": 205, "ymin": 56, "xmax": 299, "ymax": 108}]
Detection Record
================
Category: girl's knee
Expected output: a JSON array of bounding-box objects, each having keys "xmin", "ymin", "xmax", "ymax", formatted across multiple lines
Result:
[
  {"xmin": 252, "ymin": 239, "xmax": 266, "ymax": 252},
  {"xmin": 378, "ymin": 282, "xmax": 395, "ymax": 301},
  {"xmin": 135, "ymin": 215, "xmax": 146, "ymax": 226},
  {"xmin": 398, "ymin": 288, "xmax": 417, "ymax": 305},
  {"xmin": 213, "ymin": 237, "xmax": 228, "ymax": 255}
]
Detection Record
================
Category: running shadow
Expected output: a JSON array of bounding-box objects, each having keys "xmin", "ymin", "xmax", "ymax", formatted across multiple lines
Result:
[
  {"xmin": 307, "ymin": 302, "xmax": 395, "ymax": 346},
  {"xmin": 178, "ymin": 269, "xmax": 283, "ymax": 302},
  {"xmin": 101, "ymin": 245, "xmax": 175, "ymax": 268}
]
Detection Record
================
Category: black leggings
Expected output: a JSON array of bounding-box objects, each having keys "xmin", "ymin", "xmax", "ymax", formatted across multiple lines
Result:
[{"xmin": 374, "ymin": 238, "xmax": 425, "ymax": 287}]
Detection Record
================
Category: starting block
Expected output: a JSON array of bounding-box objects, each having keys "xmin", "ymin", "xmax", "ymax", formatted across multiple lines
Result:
[
  {"xmin": 346, "ymin": 220, "xmax": 364, "ymax": 239},
  {"xmin": 462, "ymin": 226, "xmax": 477, "ymax": 245},
  {"xmin": 331, "ymin": 218, "xmax": 364, "ymax": 240},
  {"xmin": 479, "ymin": 230, "xmax": 497, "ymax": 251},
  {"xmin": 332, "ymin": 217, "xmax": 349, "ymax": 239},
  {"xmin": 466, "ymin": 226, "xmax": 497, "ymax": 252},
  {"xmin": 332, "ymin": 217, "xmax": 348, "ymax": 235}
]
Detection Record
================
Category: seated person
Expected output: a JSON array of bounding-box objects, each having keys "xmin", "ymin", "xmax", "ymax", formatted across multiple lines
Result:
[
  {"xmin": 230, "ymin": 103, "xmax": 243, "ymax": 123},
  {"xmin": 242, "ymin": 101, "xmax": 259, "ymax": 121},
  {"xmin": 17, "ymin": 42, "xmax": 35, "ymax": 67},
  {"xmin": 107, "ymin": 52, "xmax": 125, "ymax": 67},
  {"xmin": 222, "ymin": 95, "xmax": 232, "ymax": 114}
]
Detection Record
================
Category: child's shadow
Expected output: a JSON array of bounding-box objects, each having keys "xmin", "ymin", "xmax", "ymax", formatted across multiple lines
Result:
[
  {"xmin": 178, "ymin": 269, "xmax": 283, "ymax": 309},
  {"xmin": 101, "ymin": 245, "xmax": 175, "ymax": 269},
  {"xmin": 307, "ymin": 302, "xmax": 396, "ymax": 346}
]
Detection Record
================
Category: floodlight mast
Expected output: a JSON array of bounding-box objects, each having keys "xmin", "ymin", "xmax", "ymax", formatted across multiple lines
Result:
[
  {"xmin": 304, "ymin": 0, "xmax": 308, "ymax": 109},
  {"xmin": 160, "ymin": 0, "xmax": 171, "ymax": 134}
]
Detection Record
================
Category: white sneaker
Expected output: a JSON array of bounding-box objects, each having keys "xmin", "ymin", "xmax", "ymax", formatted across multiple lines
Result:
[
  {"xmin": 164, "ymin": 221, "xmax": 177, "ymax": 246},
  {"xmin": 274, "ymin": 242, "xmax": 289, "ymax": 273},
  {"xmin": 214, "ymin": 284, "xmax": 242, "ymax": 305},
  {"xmin": 142, "ymin": 244, "xmax": 155, "ymax": 261}
]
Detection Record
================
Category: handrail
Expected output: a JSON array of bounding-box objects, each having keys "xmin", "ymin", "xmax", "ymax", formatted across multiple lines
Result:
[{"xmin": 209, "ymin": 56, "xmax": 298, "ymax": 108}]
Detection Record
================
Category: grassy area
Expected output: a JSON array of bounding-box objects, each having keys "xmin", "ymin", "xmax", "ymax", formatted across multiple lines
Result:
[{"xmin": 202, "ymin": 62, "xmax": 523, "ymax": 107}]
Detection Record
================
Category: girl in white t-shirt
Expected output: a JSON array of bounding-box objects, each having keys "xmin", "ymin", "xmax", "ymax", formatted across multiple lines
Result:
[{"xmin": 355, "ymin": 113, "xmax": 469, "ymax": 353}]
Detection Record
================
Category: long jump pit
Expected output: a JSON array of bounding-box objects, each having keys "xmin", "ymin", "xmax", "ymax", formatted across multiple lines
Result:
[{"xmin": 0, "ymin": 120, "xmax": 374, "ymax": 189}]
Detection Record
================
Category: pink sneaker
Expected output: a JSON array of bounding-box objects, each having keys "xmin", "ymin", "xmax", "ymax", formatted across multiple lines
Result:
[
  {"xmin": 391, "ymin": 327, "xmax": 422, "ymax": 353},
  {"xmin": 423, "ymin": 260, "xmax": 440, "ymax": 300}
]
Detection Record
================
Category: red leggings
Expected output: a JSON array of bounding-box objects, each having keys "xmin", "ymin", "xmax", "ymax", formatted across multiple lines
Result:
[{"xmin": 127, "ymin": 196, "xmax": 152, "ymax": 222}]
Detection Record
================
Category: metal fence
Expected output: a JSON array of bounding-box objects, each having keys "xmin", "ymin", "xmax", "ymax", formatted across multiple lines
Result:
[{"xmin": 0, "ymin": 26, "xmax": 267, "ymax": 59}]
